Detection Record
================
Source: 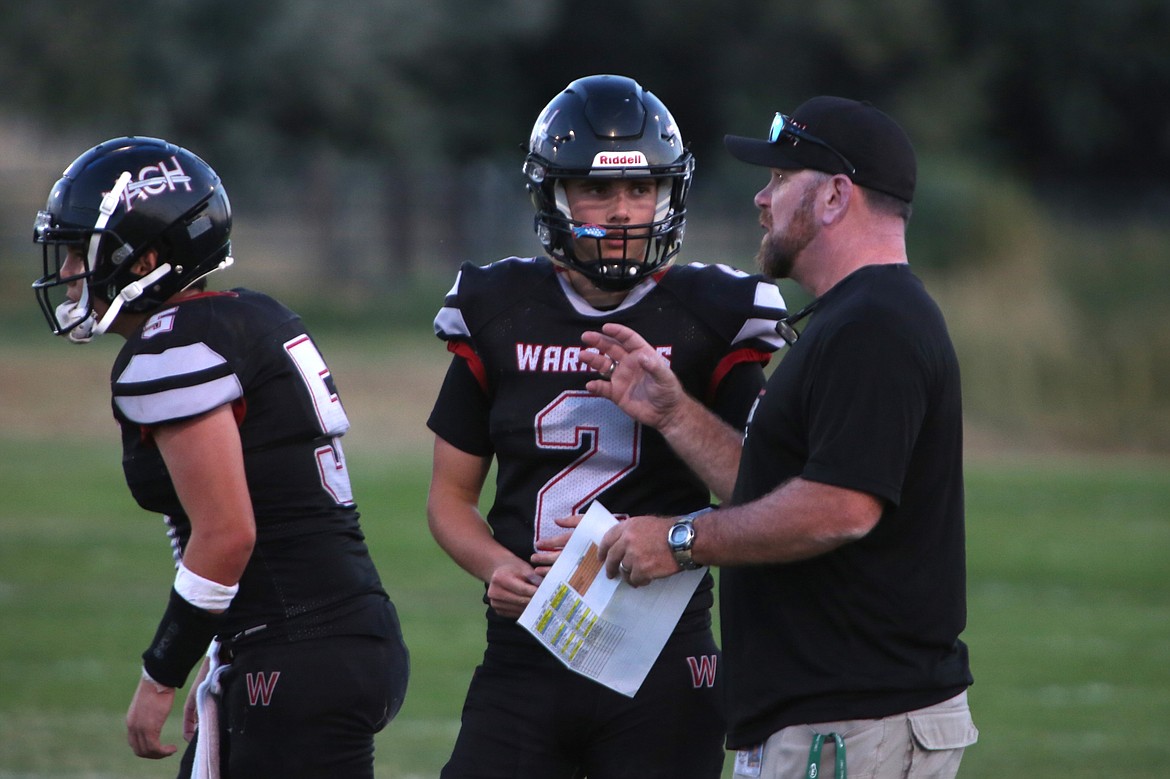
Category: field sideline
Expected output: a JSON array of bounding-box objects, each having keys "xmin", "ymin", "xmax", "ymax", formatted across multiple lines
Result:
[{"xmin": 1, "ymin": 329, "xmax": 1168, "ymax": 777}]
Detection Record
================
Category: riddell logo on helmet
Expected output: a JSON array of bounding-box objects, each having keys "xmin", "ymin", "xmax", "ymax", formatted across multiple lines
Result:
[
  {"xmin": 592, "ymin": 151, "xmax": 648, "ymax": 168},
  {"xmin": 108, "ymin": 156, "xmax": 194, "ymax": 211}
]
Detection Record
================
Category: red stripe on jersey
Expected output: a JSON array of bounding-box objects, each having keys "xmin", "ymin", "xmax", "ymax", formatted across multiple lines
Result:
[
  {"xmin": 231, "ymin": 397, "xmax": 248, "ymax": 426},
  {"xmin": 706, "ymin": 348, "xmax": 773, "ymax": 404},
  {"xmin": 178, "ymin": 290, "xmax": 239, "ymax": 302},
  {"xmin": 448, "ymin": 341, "xmax": 489, "ymax": 394}
]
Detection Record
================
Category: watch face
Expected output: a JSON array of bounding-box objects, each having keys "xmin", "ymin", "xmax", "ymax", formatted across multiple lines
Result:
[{"xmin": 669, "ymin": 524, "xmax": 689, "ymax": 546}]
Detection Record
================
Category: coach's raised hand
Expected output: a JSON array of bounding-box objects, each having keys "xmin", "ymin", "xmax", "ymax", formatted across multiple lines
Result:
[
  {"xmin": 583, "ymin": 322, "xmax": 746, "ymax": 504},
  {"xmin": 581, "ymin": 323, "xmax": 689, "ymax": 432}
]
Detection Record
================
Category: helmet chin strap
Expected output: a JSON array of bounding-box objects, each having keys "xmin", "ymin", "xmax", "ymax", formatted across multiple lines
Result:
[
  {"xmin": 89, "ymin": 261, "xmax": 173, "ymax": 338},
  {"xmin": 60, "ymin": 171, "xmax": 133, "ymax": 344},
  {"xmin": 88, "ymin": 171, "xmax": 132, "ymax": 270}
]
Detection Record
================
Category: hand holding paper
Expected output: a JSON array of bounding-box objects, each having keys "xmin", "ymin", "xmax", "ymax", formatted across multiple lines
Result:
[{"xmin": 518, "ymin": 502, "xmax": 707, "ymax": 697}]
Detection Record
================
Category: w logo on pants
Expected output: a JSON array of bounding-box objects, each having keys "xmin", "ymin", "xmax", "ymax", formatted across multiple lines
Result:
[
  {"xmin": 686, "ymin": 655, "xmax": 718, "ymax": 688},
  {"xmin": 246, "ymin": 672, "xmax": 281, "ymax": 706}
]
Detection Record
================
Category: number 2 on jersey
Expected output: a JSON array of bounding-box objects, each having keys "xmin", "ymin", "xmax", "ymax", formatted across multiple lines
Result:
[{"xmin": 533, "ymin": 391, "xmax": 641, "ymax": 544}]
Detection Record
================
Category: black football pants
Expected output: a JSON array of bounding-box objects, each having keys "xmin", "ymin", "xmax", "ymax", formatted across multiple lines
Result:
[
  {"xmin": 178, "ymin": 628, "xmax": 409, "ymax": 779},
  {"xmin": 441, "ymin": 627, "xmax": 725, "ymax": 778}
]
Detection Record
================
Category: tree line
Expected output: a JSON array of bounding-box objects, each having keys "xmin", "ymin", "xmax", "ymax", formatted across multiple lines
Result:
[{"xmin": 3, "ymin": 0, "xmax": 1167, "ymax": 194}]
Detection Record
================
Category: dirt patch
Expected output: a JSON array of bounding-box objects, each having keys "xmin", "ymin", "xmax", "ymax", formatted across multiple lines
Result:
[{"xmin": 1, "ymin": 342, "xmax": 122, "ymax": 442}]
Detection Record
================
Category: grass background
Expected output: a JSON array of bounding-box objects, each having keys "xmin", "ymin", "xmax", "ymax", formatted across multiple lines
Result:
[{"xmin": 2, "ymin": 322, "xmax": 1169, "ymax": 778}]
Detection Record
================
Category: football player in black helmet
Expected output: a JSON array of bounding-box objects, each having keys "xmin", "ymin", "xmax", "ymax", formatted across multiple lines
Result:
[
  {"xmin": 32, "ymin": 137, "xmax": 409, "ymax": 777},
  {"xmin": 33, "ymin": 137, "xmax": 233, "ymax": 343},
  {"xmin": 426, "ymin": 75, "xmax": 790, "ymax": 778},
  {"xmin": 523, "ymin": 73, "xmax": 694, "ymax": 293}
]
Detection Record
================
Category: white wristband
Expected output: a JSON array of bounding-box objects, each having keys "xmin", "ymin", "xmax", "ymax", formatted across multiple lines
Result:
[{"xmin": 174, "ymin": 562, "xmax": 239, "ymax": 611}]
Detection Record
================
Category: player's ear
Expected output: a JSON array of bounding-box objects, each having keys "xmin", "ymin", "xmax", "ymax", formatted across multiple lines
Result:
[{"xmin": 130, "ymin": 249, "xmax": 160, "ymax": 277}]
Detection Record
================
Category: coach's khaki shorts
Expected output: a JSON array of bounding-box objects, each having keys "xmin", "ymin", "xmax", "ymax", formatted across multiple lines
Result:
[{"xmin": 732, "ymin": 690, "xmax": 978, "ymax": 779}]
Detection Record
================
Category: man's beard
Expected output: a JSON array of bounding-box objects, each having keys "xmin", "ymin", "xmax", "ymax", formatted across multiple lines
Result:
[{"xmin": 755, "ymin": 181, "xmax": 819, "ymax": 280}]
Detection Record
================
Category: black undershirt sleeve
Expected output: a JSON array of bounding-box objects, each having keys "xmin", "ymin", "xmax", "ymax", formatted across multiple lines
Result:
[{"xmin": 426, "ymin": 354, "xmax": 494, "ymax": 457}]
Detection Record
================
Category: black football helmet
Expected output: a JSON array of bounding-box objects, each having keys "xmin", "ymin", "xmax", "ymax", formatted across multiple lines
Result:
[
  {"xmin": 523, "ymin": 74, "xmax": 694, "ymax": 291},
  {"xmin": 32, "ymin": 136, "xmax": 233, "ymax": 342}
]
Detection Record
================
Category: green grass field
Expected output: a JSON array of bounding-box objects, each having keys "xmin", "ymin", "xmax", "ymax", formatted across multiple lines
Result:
[{"xmin": 2, "ymin": 329, "xmax": 1168, "ymax": 777}]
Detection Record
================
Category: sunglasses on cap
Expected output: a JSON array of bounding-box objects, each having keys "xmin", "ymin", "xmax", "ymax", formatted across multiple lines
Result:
[{"xmin": 768, "ymin": 113, "xmax": 856, "ymax": 176}]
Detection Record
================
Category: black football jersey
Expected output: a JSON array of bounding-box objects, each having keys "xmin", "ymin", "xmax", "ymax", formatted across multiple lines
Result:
[
  {"xmin": 428, "ymin": 258, "xmax": 786, "ymax": 631},
  {"xmin": 111, "ymin": 289, "xmax": 388, "ymax": 641}
]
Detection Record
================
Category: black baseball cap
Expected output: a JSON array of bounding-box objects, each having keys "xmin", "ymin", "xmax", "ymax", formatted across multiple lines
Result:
[{"xmin": 724, "ymin": 96, "xmax": 917, "ymax": 203}]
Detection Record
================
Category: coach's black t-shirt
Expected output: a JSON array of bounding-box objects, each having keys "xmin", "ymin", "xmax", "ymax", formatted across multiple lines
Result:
[
  {"xmin": 111, "ymin": 289, "xmax": 390, "ymax": 644},
  {"xmin": 723, "ymin": 264, "xmax": 973, "ymax": 747},
  {"xmin": 428, "ymin": 257, "xmax": 787, "ymax": 643}
]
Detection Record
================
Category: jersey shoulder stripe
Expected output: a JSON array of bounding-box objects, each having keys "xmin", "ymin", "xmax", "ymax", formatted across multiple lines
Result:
[
  {"xmin": 117, "ymin": 342, "xmax": 231, "ymax": 386},
  {"xmin": 659, "ymin": 262, "xmax": 788, "ymax": 352},
  {"xmin": 434, "ymin": 257, "xmax": 555, "ymax": 342},
  {"xmin": 114, "ymin": 340, "xmax": 242, "ymax": 424},
  {"xmin": 111, "ymin": 289, "xmax": 289, "ymax": 425},
  {"xmin": 114, "ymin": 372, "xmax": 242, "ymax": 425}
]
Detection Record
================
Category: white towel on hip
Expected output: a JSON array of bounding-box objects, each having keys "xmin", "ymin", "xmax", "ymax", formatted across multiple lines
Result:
[{"xmin": 192, "ymin": 640, "xmax": 229, "ymax": 779}]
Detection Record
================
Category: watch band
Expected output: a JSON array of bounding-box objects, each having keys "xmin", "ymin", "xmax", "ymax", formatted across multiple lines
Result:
[{"xmin": 669, "ymin": 507, "xmax": 713, "ymax": 570}]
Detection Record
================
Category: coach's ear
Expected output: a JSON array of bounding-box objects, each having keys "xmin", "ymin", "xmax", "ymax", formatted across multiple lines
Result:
[{"xmin": 820, "ymin": 174, "xmax": 854, "ymax": 226}]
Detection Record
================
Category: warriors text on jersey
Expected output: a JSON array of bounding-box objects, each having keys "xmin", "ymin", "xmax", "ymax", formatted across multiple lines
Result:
[
  {"xmin": 111, "ymin": 288, "xmax": 391, "ymax": 644},
  {"xmin": 428, "ymin": 257, "xmax": 787, "ymax": 639}
]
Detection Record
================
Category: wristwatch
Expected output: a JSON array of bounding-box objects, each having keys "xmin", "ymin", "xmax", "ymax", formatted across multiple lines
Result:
[{"xmin": 668, "ymin": 508, "xmax": 712, "ymax": 570}]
